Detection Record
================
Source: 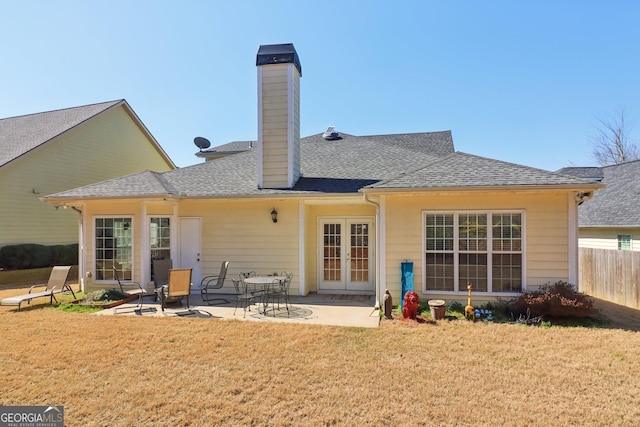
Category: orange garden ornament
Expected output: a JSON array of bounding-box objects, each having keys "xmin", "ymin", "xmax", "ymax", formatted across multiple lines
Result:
[{"xmin": 465, "ymin": 281, "xmax": 475, "ymax": 321}]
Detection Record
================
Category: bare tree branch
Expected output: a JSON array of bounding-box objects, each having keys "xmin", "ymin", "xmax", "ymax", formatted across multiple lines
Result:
[{"xmin": 590, "ymin": 109, "xmax": 640, "ymax": 166}]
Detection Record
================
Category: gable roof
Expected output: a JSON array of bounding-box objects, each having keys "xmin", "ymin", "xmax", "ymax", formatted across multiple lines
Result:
[
  {"xmin": 369, "ymin": 152, "xmax": 598, "ymax": 190},
  {"xmin": 0, "ymin": 100, "xmax": 175, "ymax": 169},
  {"xmin": 568, "ymin": 160, "xmax": 640, "ymax": 227},
  {"xmin": 43, "ymin": 129, "xmax": 600, "ymax": 202}
]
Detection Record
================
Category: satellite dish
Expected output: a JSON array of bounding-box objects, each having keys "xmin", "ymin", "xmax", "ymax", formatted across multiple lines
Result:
[{"xmin": 194, "ymin": 136, "xmax": 211, "ymax": 151}]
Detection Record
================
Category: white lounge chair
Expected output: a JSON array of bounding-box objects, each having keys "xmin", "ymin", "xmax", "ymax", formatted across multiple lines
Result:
[{"xmin": 0, "ymin": 266, "xmax": 74, "ymax": 311}]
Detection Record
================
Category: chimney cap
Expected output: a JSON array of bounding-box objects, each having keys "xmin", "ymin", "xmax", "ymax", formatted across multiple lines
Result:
[{"xmin": 256, "ymin": 43, "xmax": 302, "ymax": 76}]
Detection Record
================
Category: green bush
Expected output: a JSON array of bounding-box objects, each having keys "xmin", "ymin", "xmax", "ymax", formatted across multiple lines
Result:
[
  {"xmin": 0, "ymin": 243, "xmax": 78, "ymax": 269},
  {"xmin": 85, "ymin": 289, "xmax": 126, "ymax": 303},
  {"xmin": 49, "ymin": 244, "xmax": 78, "ymax": 265}
]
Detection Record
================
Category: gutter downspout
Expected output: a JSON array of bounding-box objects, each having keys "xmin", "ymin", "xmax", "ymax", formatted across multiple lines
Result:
[
  {"xmin": 571, "ymin": 191, "xmax": 595, "ymax": 290},
  {"xmin": 363, "ymin": 192, "xmax": 381, "ymax": 310},
  {"xmin": 71, "ymin": 206, "xmax": 85, "ymax": 292}
]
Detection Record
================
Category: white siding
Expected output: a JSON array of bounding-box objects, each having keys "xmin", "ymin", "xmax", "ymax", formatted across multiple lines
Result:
[{"xmin": 580, "ymin": 227, "xmax": 640, "ymax": 251}]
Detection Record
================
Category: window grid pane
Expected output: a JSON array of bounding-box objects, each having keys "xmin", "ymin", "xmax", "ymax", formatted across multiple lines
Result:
[
  {"xmin": 458, "ymin": 214, "xmax": 487, "ymax": 251},
  {"xmin": 458, "ymin": 253, "xmax": 488, "ymax": 291},
  {"xmin": 323, "ymin": 223, "xmax": 341, "ymax": 281},
  {"xmin": 150, "ymin": 217, "xmax": 171, "ymax": 260},
  {"xmin": 618, "ymin": 235, "xmax": 631, "ymax": 251},
  {"xmin": 426, "ymin": 214, "xmax": 454, "ymax": 251},
  {"xmin": 493, "ymin": 213, "xmax": 522, "ymax": 252},
  {"xmin": 95, "ymin": 217, "xmax": 132, "ymax": 281},
  {"xmin": 492, "ymin": 254, "xmax": 523, "ymax": 292},
  {"xmin": 425, "ymin": 253, "xmax": 454, "ymax": 291},
  {"xmin": 350, "ymin": 223, "xmax": 369, "ymax": 282}
]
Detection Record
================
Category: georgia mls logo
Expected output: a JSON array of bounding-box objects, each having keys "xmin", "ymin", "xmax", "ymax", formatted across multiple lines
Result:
[{"xmin": 0, "ymin": 405, "xmax": 64, "ymax": 427}]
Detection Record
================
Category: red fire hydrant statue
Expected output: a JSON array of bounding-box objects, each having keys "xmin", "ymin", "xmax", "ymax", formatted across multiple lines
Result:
[{"xmin": 402, "ymin": 291, "xmax": 419, "ymax": 320}]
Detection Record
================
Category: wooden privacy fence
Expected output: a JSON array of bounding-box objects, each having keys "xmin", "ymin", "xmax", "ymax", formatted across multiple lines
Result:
[{"xmin": 579, "ymin": 247, "xmax": 640, "ymax": 309}]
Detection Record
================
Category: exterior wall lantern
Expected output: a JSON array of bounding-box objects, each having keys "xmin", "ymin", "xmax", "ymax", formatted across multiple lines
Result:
[{"xmin": 271, "ymin": 208, "xmax": 278, "ymax": 223}]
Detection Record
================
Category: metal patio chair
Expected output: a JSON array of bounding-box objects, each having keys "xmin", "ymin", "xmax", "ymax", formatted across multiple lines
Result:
[{"xmin": 201, "ymin": 261, "xmax": 230, "ymax": 305}]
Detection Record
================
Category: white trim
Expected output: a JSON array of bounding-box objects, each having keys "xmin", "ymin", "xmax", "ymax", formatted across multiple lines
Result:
[
  {"xmin": 422, "ymin": 209, "xmax": 526, "ymax": 295},
  {"xmin": 568, "ymin": 193, "xmax": 579, "ymax": 286},
  {"xmin": 256, "ymin": 66, "xmax": 264, "ymax": 189},
  {"xmin": 378, "ymin": 196, "xmax": 386, "ymax": 305},
  {"xmin": 316, "ymin": 216, "xmax": 376, "ymax": 294},
  {"xmin": 141, "ymin": 204, "xmax": 149, "ymax": 285},
  {"xmin": 298, "ymin": 200, "xmax": 305, "ymax": 295},
  {"xmin": 92, "ymin": 215, "xmax": 135, "ymax": 284},
  {"xmin": 287, "ymin": 63, "xmax": 295, "ymax": 188},
  {"xmin": 78, "ymin": 203, "xmax": 86, "ymax": 291}
]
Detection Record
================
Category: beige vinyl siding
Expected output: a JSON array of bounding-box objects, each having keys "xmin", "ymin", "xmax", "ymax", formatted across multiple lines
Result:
[
  {"xmin": 0, "ymin": 105, "xmax": 174, "ymax": 249},
  {"xmin": 180, "ymin": 199, "xmax": 300, "ymax": 294},
  {"xmin": 383, "ymin": 190, "xmax": 572, "ymax": 303},
  {"xmin": 580, "ymin": 227, "xmax": 639, "ymax": 251},
  {"xmin": 260, "ymin": 64, "xmax": 300, "ymax": 188}
]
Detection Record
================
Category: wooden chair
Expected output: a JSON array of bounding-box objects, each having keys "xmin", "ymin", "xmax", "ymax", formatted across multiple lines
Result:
[{"xmin": 159, "ymin": 268, "xmax": 192, "ymax": 312}]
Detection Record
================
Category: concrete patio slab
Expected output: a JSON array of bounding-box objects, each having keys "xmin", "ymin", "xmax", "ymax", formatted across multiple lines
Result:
[{"xmin": 96, "ymin": 293, "xmax": 380, "ymax": 328}]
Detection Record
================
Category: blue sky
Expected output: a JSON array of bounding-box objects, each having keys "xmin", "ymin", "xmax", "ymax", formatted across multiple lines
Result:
[{"xmin": 2, "ymin": 1, "xmax": 639, "ymax": 170}]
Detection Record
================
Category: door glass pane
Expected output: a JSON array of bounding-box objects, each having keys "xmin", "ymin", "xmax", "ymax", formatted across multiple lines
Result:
[
  {"xmin": 95, "ymin": 217, "xmax": 132, "ymax": 280},
  {"xmin": 150, "ymin": 217, "xmax": 171, "ymax": 282},
  {"xmin": 323, "ymin": 223, "xmax": 341, "ymax": 281},
  {"xmin": 350, "ymin": 223, "xmax": 369, "ymax": 282}
]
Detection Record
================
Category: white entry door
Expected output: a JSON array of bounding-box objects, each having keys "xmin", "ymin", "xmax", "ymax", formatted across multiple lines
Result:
[
  {"xmin": 179, "ymin": 217, "xmax": 202, "ymax": 286},
  {"xmin": 318, "ymin": 218, "xmax": 374, "ymax": 294}
]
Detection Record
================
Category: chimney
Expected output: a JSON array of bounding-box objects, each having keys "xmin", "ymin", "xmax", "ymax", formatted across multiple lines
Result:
[{"xmin": 256, "ymin": 43, "xmax": 301, "ymax": 189}]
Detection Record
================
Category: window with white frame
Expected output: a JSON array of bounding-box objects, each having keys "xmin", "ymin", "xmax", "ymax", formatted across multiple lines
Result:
[
  {"xmin": 424, "ymin": 211, "xmax": 523, "ymax": 293},
  {"xmin": 618, "ymin": 235, "xmax": 632, "ymax": 251},
  {"xmin": 95, "ymin": 217, "xmax": 133, "ymax": 281},
  {"xmin": 150, "ymin": 217, "xmax": 171, "ymax": 261},
  {"xmin": 150, "ymin": 217, "xmax": 171, "ymax": 282}
]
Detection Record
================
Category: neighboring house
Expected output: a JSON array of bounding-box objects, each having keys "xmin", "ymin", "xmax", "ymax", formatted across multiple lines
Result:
[
  {"xmin": 0, "ymin": 100, "xmax": 176, "ymax": 251},
  {"xmin": 559, "ymin": 161, "xmax": 640, "ymax": 251},
  {"xmin": 43, "ymin": 44, "xmax": 602, "ymax": 306}
]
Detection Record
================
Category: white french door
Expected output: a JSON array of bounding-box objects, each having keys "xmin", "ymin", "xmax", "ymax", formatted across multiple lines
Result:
[{"xmin": 318, "ymin": 217, "xmax": 374, "ymax": 294}]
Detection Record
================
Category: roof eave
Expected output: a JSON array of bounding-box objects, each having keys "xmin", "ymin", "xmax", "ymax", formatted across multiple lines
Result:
[{"xmin": 362, "ymin": 183, "xmax": 606, "ymax": 194}]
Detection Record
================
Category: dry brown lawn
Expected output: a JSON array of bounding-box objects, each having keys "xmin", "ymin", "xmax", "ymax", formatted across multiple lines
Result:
[{"xmin": 1, "ymin": 286, "xmax": 639, "ymax": 426}]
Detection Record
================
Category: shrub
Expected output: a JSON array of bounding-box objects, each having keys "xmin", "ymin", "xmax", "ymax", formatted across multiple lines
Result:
[
  {"xmin": 500, "ymin": 281, "xmax": 596, "ymax": 320},
  {"xmin": 49, "ymin": 244, "xmax": 78, "ymax": 265},
  {"xmin": 0, "ymin": 243, "xmax": 78, "ymax": 269},
  {"xmin": 0, "ymin": 244, "xmax": 49, "ymax": 269},
  {"xmin": 85, "ymin": 289, "xmax": 126, "ymax": 303}
]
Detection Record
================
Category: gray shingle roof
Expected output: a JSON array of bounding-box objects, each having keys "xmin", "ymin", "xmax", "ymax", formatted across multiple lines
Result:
[
  {"xmin": 44, "ymin": 130, "xmax": 599, "ymax": 201},
  {"xmin": 0, "ymin": 100, "xmax": 123, "ymax": 168},
  {"xmin": 573, "ymin": 160, "xmax": 640, "ymax": 227},
  {"xmin": 556, "ymin": 167, "xmax": 604, "ymax": 181},
  {"xmin": 372, "ymin": 152, "xmax": 595, "ymax": 189}
]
